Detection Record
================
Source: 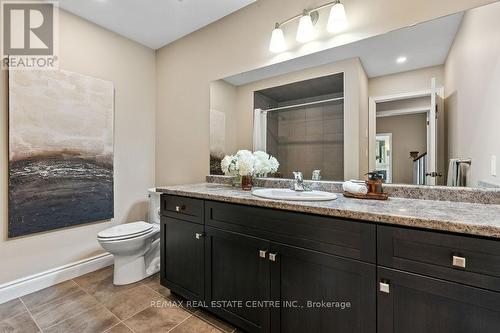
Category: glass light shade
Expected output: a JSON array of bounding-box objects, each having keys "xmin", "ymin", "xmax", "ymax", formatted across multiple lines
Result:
[
  {"xmin": 327, "ymin": 3, "xmax": 348, "ymax": 33},
  {"xmin": 296, "ymin": 14, "xmax": 314, "ymax": 43},
  {"xmin": 269, "ymin": 27, "xmax": 286, "ymax": 53}
]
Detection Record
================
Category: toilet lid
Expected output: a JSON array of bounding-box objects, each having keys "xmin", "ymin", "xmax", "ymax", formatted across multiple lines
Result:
[{"xmin": 98, "ymin": 222, "xmax": 153, "ymax": 239}]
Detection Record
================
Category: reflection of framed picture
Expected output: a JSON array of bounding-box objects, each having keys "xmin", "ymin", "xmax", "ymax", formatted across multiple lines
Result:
[{"xmin": 8, "ymin": 69, "xmax": 114, "ymax": 238}]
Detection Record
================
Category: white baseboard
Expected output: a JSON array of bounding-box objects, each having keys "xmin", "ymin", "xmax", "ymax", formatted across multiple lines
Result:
[{"xmin": 0, "ymin": 253, "xmax": 113, "ymax": 304}]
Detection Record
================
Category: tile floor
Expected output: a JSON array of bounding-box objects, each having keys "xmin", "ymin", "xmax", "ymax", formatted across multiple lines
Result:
[{"xmin": 0, "ymin": 267, "xmax": 238, "ymax": 333}]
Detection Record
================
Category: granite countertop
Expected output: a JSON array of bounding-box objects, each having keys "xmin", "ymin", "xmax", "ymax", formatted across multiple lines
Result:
[{"xmin": 156, "ymin": 183, "xmax": 500, "ymax": 239}]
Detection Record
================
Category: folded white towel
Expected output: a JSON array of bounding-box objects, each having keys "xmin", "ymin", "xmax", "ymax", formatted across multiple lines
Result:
[{"xmin": 343, "ymin": 181, "xmax": 368, "ymax": 195}]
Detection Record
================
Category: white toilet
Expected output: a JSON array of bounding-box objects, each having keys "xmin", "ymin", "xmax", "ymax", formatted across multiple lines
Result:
[{"xmin": 98, "ymin": 189, "xmax": 161, "ymax": 285}]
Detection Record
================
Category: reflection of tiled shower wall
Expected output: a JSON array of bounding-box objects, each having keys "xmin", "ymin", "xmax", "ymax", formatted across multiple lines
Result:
[
  {"xmin": 270, "ymin": 101, "xmax": 344, "ymax": 180},
  {"xmin": 267, "ymin": 112, "xmax": 279, "ymax": 157}
]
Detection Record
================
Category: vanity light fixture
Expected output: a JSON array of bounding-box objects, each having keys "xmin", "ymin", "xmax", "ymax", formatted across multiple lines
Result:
[
  {"xmin": 296, "ymin": 10, "xmax": 315, "ymax": 43},
  {"xmin": 269, "ymin": 23, "xmax": 287, "ymax": 53},
  {"xmin": 269, "ymin": 1, "xmax": 349, "ymax": 53},
  {"xmin": 327, "ymin": 1, "xmax": 348, "ymax": 33}
]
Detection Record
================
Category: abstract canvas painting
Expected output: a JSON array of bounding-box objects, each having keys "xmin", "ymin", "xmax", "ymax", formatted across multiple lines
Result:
[{"xmin": 8, "ymin": 69, "xmax": 114, "ymax": 238}]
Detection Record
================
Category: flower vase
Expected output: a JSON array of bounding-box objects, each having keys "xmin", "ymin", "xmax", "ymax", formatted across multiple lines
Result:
[
  {"xmin": 241, "ymin": 175, "xmax": 252, "ymax": 191},
  {"xmin": 232, "ymin": 175, "xmax": 242, "ymax": 187}
]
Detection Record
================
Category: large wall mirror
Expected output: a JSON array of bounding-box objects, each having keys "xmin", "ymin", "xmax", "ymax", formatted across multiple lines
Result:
[{"xmin": 210, "ymin": 1, "xmax": 500, "ymax": 189}]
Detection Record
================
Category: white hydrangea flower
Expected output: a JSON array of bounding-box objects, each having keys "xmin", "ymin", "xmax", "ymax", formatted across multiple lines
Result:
[
  {"xmin": 252, "ymin": 151, "xmax": 280, "ymax": 176},
  {"xmin": 253, "ymin": 151, "xmax": 269, "ymax": 160},
  {"xmin": 236, "ymin": 150, "xmax": 253, "ymax": 159},
  {"xmin": 269, "ymin": 156, "xmax": 279, "ymax": 173},
  {"xmin": 220, "ymin": 155, "xmax": 238, "ymax": 176},
  {"xmin": 253, "ymin": 151, "xmax": 271, "ymax": 176},
  {"xmin": 236, "ymin": 150, "xmax": 255, "ymax": 176},
  {"xmin": 223, "ymin": 150, "xmax": 278, "ymax": 177}
]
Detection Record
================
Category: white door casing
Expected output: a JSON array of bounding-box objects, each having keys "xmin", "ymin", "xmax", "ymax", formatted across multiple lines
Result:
[{"xmin": 368, "ymin": 78, "xmax": 439, "ymax": 184}]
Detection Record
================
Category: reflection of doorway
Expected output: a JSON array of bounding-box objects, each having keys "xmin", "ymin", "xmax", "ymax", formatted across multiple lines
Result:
[
  {"xmin": 376, "ymin": 133, "xmax": 392, "ymax": 183},
  {"xmin": 369, "ymin": 78, "xmax": 441, "ymax": 185},
  {"xmin": 377, "ymin": 114, "xmax": 427, "ymax": 184}
]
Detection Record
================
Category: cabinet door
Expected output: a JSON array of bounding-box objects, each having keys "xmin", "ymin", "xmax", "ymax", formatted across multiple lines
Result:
[
  {"xmin": 270, "ymin": 243, "xmax": 376, "ymax": 333},
  {"xmin": 378, "ymin": 267, "xmax": 500, "ymax": 333},
  {"xmin": 161, "ymin": 217, "xmax": 204, "ymax": 300},
  {"xmin": 205, "ymin": 227, "xmax": 270, "ymax": 333}
]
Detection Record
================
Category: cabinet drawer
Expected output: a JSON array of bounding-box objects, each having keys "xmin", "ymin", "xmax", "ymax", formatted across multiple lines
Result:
[
  {"xmin": 206, "ymin": 201, "xmax": 376, "ymax": 263},
  {"xmin": 161, "ymin": 194, "xmax": 204, "ymax": 224},
  {"xmin": 378, "ymin": 225, "xmax": 500, "ymax": 292}
]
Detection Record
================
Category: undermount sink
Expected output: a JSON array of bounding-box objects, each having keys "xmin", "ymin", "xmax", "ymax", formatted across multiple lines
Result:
[{"xmin": 251, "ymin": 188, "xmax": 338, "ymax": 201}]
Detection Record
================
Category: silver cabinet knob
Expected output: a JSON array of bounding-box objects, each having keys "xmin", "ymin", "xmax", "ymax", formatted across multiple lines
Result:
[
  {"xmin": 259, "ymin": 250, "xmax": 267, "ymax": 258},
  {"xmin": 195, "ymin": 233, "xmax": 204, "ymax": 240},
  {"xmin": 380, "ymin": 281, "xmax": 390, "ymax": 294},
  {"xmin": 452, "ymin": 255, "xmax": 466, "ymax": 268},
  {"xmin": 269, "ymin": 253, "xmax": 278, "ymax": 262}
]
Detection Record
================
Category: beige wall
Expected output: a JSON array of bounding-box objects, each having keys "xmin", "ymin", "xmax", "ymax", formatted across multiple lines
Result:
[
  {"xmin": 445, "ymin": 1, "xmax": 500, "ymax": 187},
  {"xmin": 0, "ymin": 10, "xmax": 156, "ymax": 284},
  {"xmin": 209, "ymin": 80, "xmax": 237, "ymax": 157},
  {"xmin": 155, "ymin": 0, "xmax": 494, "ymax": 186},
  {"xmin": 377, "ymin": 114, "xmax": 427, "ymax": 183},
  {"xmin": 369, "ymin": 65, "xmax": 444, "ymax": 96}
]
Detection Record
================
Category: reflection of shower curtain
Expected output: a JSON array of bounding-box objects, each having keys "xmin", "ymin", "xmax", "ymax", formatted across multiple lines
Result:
[{"xmin": 253, "ymin": 109, "xmax": 267, "ymax": 151}]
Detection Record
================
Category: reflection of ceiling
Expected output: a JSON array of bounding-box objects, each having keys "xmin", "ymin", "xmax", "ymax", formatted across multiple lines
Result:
[
  {"xmin": 58, "ymin": 0, "xmax": 256, "ymax": 49},
  {"xmin": 225, "ymin": 12, "xmax": 464, "ymax": 86},
  {"xmin": 257, "ymin": 73, "xmax": 344, "ymax": 102}
]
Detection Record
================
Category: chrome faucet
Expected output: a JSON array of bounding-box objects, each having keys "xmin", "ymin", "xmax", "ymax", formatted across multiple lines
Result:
[{"xmin": 292, "ymin": 171, "xmax": 309, "ymax": 192}]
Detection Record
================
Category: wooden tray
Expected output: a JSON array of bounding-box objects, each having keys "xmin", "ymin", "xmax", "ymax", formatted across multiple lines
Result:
[{"xmin": 343, "ymin": 191, "xmax": 389, "ymax": 200}]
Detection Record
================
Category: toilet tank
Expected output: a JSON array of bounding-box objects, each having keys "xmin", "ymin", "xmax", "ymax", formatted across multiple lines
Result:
[{"xmin": 148, "ymin": 188, "xmax": 161, "ymax": 224}]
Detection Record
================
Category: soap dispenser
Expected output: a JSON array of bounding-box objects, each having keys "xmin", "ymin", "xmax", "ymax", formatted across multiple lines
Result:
[{"xmin": 365, "ymin": 172, "xmax": 383, "ymax": 194}]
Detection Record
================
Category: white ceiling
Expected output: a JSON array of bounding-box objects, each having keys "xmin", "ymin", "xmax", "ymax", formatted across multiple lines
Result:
[
  {"xmin": 225, "ymin": 12, "xmax": 464, "ymax": 85},
  {"xmin": 58, "ymin": 0, "xmax": 256, "ymax": 49}
]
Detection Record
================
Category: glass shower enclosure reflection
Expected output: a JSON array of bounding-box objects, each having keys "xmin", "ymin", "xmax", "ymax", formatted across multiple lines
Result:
[{"xmin": 253, "ymin": 73, "xmax": 344, "ymax": 181}]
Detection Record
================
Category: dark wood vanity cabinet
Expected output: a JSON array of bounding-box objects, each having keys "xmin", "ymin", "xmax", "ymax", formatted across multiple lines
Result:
[
  {"xmin": 270, "ymin": 243, "xmax": 376, "ymax": 333},
  {"xmin": 377, "ymin": 226, "xmax": 500, "ymax": 333},
  {"xmin": 160, "ymin": 194, "xmax": 500, "ymax": 333},
  {"xmin": 203, "ymin": 200, "xmax": 377, "ymax": 332},
  {"xmin": 161, "ymin": 217, "xmax": 205, "ymax": 300},
  {"xmin": 160, "ymin": 195, "xmax": 205, "ymax": 301},
  {"xmin": 203, "ymin": 226, "xmax": 377, "ymax": 333},
  {"xmin": 204, "ymin": 227, "xmax": 271, "ymax": 332},
  {"xmin": 377, "ymin": 268, "xmax": 500, "ymax": 333}
]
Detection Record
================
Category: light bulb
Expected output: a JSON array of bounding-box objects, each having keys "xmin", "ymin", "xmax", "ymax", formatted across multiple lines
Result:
[
  {"xmin": 269, "ymin": 26, "xmax": 286, "ymax": 53},
  {"xmin": 396, "ymin": 56, "xmax": 407, "ymax": 64},
  {"xmin": 327, "ymin": 2, "xmax": 348, "ymax": 33},
  {"xmin": 296, "ymin": 14, "xmax": 314, "ymax": 43}
]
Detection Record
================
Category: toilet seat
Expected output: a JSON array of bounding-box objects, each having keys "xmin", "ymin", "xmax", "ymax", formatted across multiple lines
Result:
[{"xmin": 98, "ymin": 222, "xmax": 156, "ymax": 241}]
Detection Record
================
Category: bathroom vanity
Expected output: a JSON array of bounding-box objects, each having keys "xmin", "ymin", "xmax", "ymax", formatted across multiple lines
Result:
[{"xmin": 158, "ymin": 183, "xmax": 500, "ymax": 333}]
